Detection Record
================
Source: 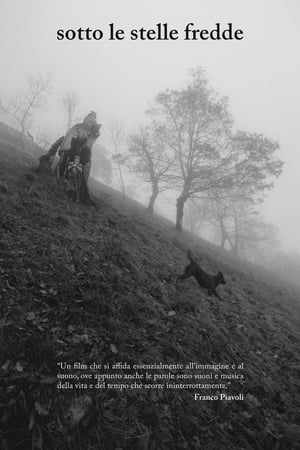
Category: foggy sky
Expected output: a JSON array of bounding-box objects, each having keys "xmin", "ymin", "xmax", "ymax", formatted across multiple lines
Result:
[{"xmin": 1, "ymin": 0, "xmax": 299, "ymax": 252}]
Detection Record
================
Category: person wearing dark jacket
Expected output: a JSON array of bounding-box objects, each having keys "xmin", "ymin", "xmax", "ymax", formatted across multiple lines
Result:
[
  {"xmin": 38, "ymin": 112, "xmax": 101, "ymax": 204},
  {"xmin": 38, "ymin": 111, "xmax": 100, "ymax": 183}
]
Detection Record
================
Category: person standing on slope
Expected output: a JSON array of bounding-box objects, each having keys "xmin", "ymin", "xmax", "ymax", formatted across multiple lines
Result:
[{"xmin": 39, "ymin": 111, "xmax": 100, "ymax": 181}]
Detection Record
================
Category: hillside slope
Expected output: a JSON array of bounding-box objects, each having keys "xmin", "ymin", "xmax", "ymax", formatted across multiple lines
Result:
[{"xmin": 0, "ymin": 130, "xmax": 300, "ymax": 450}]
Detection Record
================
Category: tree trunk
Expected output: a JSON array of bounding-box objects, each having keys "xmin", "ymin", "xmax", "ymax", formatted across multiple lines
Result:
[
  {"xmin": 147, "ymin": 184, "xmax": 159, "ymax": 213},
  {"xmin": 231, "ymin": 243, "xmax": 238, "ymax": 256},
  {"xmin": 117, "ymin": 163, "xmax": 125, "ymax": 198},
  {"xmin": 232, "ymin": 206, "xmax": 239, "ymax": 256},
  {"xmin": 220, "ymin": 220, "xmax": 233, "ymax": 250},
  {"xmin": 176, "ymin": 193, "xmax": 189, "ymax": 231},
  {"xmin": 220, "ymin": 229, "xmax": 226, "ymax": 249}
]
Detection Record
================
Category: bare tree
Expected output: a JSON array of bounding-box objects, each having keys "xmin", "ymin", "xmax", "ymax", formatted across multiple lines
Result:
[
  {"xmin": 109, "ymin": 120, "xmax": 127, "ymax": 197},
  {"xmin": 148, "ymin": 67, "xmax": 233, "ymax": 231},
  {"xmin": 199, "ymin": 185, "xmax": 280, "ymax": 259},
  {"xmin": 198, "ymin": 189, "xmax": 237, "ymax": 250},
  {"xmin": 0, "ymin": 74, "xmax": 51, "ymax": 138},
  {"xmin": 127, "ymin": 125, "xmax": 174, "ymax": 213},
  {"xmin": 61, "ymin": 90, "xmax": 80, "ymax": 131},
  {"xmin": 219, "ymin": 131, "xmax": 283, "ymax": 255},
  {"xmin": 184, "ymin": 199, "xmax": 207, "ymax": 235}
]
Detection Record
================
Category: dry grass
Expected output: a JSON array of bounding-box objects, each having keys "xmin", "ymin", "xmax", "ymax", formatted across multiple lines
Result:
[{"xmin": 0, "ymin": 124, "xmax": 299, "ymax": 449}]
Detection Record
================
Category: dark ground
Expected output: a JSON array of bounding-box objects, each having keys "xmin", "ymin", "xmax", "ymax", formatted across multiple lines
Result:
[{"xmin": 0, "ymin": 123, "xmax": 300, "ymax": 449}]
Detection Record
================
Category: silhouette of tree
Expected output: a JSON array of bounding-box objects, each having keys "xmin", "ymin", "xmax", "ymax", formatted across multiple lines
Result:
[{"xmin": 0, "ymin": 74, "xmax": 51, "ymax": 138}]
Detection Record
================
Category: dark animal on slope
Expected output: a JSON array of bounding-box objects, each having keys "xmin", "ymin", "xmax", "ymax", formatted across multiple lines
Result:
[{"xmin": 176, "ymin": 249, "xmax": 226, "ymax": 299}]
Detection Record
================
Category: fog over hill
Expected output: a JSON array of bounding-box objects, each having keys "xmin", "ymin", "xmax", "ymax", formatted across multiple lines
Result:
[
  {"xmin": 0, "ymin": 123, "xmax": 300, "ymax": 449},
  {"xmin": 0, "ymin": 0, "xmax": 300, "ymax": 253},
  {"xmin": 1, "ymin": 1, "xmax": 300, "ymax": 447}
]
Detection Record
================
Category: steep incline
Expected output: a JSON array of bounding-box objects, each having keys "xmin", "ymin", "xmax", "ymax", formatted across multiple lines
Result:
[{"xmin": 0, "ymin": 130, "xmax": 299, "ymax": 449}]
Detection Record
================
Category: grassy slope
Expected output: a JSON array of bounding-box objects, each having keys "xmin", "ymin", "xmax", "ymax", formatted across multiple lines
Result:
[{"xmin": 0, "ymin": 127, "xmax": 300, "ymax": 449}]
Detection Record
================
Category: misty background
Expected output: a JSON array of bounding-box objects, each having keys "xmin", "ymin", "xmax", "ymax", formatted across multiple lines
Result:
[{"xmin": 1, "ymin": 0, "xmax": 300, "ymax": 285}]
